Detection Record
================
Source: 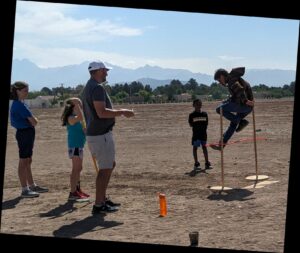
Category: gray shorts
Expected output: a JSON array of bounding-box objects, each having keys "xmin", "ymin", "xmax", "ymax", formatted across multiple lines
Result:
[{"xmin": 86, "ymin": 131, "xmax": 115, "ymax": 170}]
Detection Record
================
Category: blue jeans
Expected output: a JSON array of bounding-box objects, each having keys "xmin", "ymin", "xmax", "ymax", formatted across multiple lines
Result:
[{"xmin": 216, "ymin": 101, "xmax": 252, "ymax": 143}]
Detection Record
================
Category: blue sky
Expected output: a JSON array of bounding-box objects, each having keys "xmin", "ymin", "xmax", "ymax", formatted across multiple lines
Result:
[{"xmin": 13, "ymin": 1, "xmax": 299, "ymax": 75}]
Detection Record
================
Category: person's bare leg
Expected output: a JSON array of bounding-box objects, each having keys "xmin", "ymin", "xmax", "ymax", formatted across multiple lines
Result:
[
  {"xmin": 202, "ymin": 146, "xmax": 209, "ymax": 163},
  {"xmin": 18, "ymin": 158, "xmax": 28, "ymax": 187},
  {"xmin": 70, "ymin": 156, "xmax": 82, "ymax": 192},
  {"xmin": 103, "ymin": 161, "xmax": 115, "ymax": 198},
  {"xmin": 95, "ymin": 169, "xmax": 113, "ymax": 205},
  {"xmin": 193, "ymin": 147, "xmax": 198, "ymax": 164},
  {"xmin": 26, "ymin": 157, "xmax": 34, "ymax": 186}
]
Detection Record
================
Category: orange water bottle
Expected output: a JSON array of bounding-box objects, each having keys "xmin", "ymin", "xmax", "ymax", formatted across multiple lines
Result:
[{"xmin": 158, "ymin": 193, "xmax": 167, "ymax": 217}]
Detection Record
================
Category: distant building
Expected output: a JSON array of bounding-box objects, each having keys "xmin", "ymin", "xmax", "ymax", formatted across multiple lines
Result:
[
  {"xmin": 9, "ymin": 96, "xmax": 61, "ymax": 109},
  {"xmin": 25, "ymin": 96, "xmax": 56, "ymax": 108},
  {"xmin": 253, "ymin": 91, "xmax": 272, "ymax": 99},
  {"xmin": 173, "ymin": 93, "xmax": 192, "ymax": 102},
  {"xmin": 195, "ymin": 94, "xmax": 212, "ymax": 101},
  {"xmin": 123, "ymin": 95, "xmax": 144, "ymax": 103},
  {"xmin": 153, "ymin": 95, "xmax": 168, "ymax": 103}
]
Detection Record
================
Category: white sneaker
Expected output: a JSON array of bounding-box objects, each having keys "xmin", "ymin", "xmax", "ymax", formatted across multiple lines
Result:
[{"xmin": 21, "ymin": 189, "xmax": 40, "ymax": 198}]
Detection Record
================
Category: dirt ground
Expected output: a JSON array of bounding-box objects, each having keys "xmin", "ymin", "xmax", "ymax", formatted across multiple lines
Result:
[{"xmin": 1, "ymin": 99, "xmax": 293, "ymax": 252}]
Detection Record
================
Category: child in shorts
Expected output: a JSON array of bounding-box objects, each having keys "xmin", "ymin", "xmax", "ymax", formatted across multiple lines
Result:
[{"xmin": 61, "ymin": 97, "xmax": 89, "ymax": 201}]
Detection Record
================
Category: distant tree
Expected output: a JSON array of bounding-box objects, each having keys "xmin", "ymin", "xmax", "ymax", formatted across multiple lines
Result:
[
  {"xmin": 282, "ymin": 84, "xmax": 289, "ymax": 90},
  {"xmin": 52, "ymin": 87, "xmax": 60, "ymax": 96},
  {"xmin": 185, "ymin": 78, "xmax": 198, "ymax": 90},
  {"xmin": 153, "ymin": 85, "xmax": 166, "ymax": 96},
  {"xmin": 289, "ymin": 81, "xmax": 295, "ymax": 94},
  {"xmin": 210, "ymin": 82, "xmax": 228, "ymax": 97},
  {"xmin": 111, "ymin": 83, "xmax": 124, "ymax": 96},
  {"xmin": 169, "ymin": 79, "xmax": 183, "ymax": 95},
  {"xmin": 115, "ymin": 91, "xmax": 129, "ymax": 102},
  {"xmin": 123, "ymin": 83, "xmax": 130, "ymax": 94},
  {"xmin": 27, "ymin": 91, "xmax": 44, "ymax": 99},
  {"xmin": 253, "ymin": 84, "xmax": 269, "ymax": 92},
  {"xmin": 138, "ymin": 89, "xmax": 151, "ymax": 102},
  {"xmin": 145, "ymin": 84, "xmax": 152, "ymax": 93},
  {"xmin": 103, "ymin": 83, "xmax": 112, "ymax": 95},
  {"xmin": 211, "ymin": 90, "xmax": 223, "ymax": 100},
  {"xmin": 40, "ymin": 87, "xmax": 52, "ymax": 95},
  {"xmin": 75, "ymin": 84, "xmax": 85, "ymax": 94},
  {"xmin": 130, "ymin": 81, "xmax": 144, "ymax": 94},
  {"xmin": 60, "ymin": 83, "xmax": 64, "ymax": 97},
  {"xmin": 196, "ymin": 84, "xmax": 210, "ymax": 95}
]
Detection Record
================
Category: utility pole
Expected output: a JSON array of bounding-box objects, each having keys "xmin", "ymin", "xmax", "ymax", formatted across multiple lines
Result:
[{"xmin": 60, "ymin": 83, "xmax": 64, "ymax": 99}]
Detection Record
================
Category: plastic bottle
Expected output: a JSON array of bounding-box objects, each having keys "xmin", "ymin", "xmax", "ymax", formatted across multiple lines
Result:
[{"xmin": 158, "ymin": 193, "xmax": 167, "ymax": 217}]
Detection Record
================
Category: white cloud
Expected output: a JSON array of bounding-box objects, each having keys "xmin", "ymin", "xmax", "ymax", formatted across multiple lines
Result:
[
  {"xmin": 14, "ymin": 42, "xmax": 144, "ymax": 68},
  {"xmin": 16, "ymin": 1, "xmax": 74, "ymax": 14},
  {"xmin": 218, "ymin": 55, "xmax": 245, "ymax": 61},
  {"xmin": 94, "ymin": 20, "xmax": 142, "ymax": 36},
  {"xmin": 14, "ymin": 43, "xmax": 114, "ymax": 68},
  {"xmin": 15, "ymin": 1, "xmax": 142, "ymax": 44}
]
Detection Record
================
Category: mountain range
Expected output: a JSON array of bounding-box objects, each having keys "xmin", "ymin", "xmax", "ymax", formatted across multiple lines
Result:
[{"xmin": 11, "ymin": 59, "xmax": 296, "ymax": 91}]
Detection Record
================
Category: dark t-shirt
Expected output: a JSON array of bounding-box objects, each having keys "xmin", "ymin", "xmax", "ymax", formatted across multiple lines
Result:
[
  {"xmin": 188, "ymin": 111, "xmax": 208, "ymax": 141},
  {"xmin": 81, "ymin": 78, "xmax": 115, "ymax": 136},
  {"xmin": 227, "ymin": 67, "xmax": 253, "ymax": 105}
]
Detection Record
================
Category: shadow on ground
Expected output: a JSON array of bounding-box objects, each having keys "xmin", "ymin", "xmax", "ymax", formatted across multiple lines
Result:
[
  {"xmin": 39, "ymin": 200, "xmax": 91, "ymax": 219},
  {"xmin": 1, "ymin": 196, "xmax": 22, "ymax": 210},
  {"xmin": 184, "ymin": 167, "xmax": 213, "ymax": 177},
  {"xmin": 207, "ymin": 188, "xmax": 254, "ymax": 201},
  {"xmin": 53, "ymin": 214, "xmax": 123, "ymax": 238}
]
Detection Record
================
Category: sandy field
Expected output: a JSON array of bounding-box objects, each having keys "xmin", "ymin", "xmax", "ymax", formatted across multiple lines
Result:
[{"xmin": 1, "ymin": 99, "xmax": 293, "ymax": 252}]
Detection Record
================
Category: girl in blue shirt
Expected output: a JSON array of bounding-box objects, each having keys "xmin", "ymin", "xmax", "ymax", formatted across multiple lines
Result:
[
  {"xmin": 10, "ymin": 81, "xmax": 48, "ymax": 198},
  {"xmin": 61, "ymin": 97, "xmax": 89, "ymax": 201}
]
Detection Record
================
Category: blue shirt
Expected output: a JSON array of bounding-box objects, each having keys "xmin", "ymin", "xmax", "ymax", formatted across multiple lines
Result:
[
  {"xmin": 10, "ymin": 100, "xmax": 33, "ymax": 129},
  {"xmin": 67, "ymin": 121, "xmax": 86, "ymax": 148}
]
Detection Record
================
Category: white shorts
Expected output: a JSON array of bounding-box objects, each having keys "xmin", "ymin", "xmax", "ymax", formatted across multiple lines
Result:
[{"xmin": 86, "ymin": 131, "xmax": 115, "ymax": 170}]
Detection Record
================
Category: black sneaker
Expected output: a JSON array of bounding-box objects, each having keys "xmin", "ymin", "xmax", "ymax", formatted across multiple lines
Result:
[
  {"xmin": 236, "ymin": 119, "xmax": 249, "ymax": 132},
  {"xmin": 105, "ymin": 197, "xmax": 121, "ymax": 207},
  {"xmin": 92, "ymin": 204, "xmax": 118, "ymax": 214},
  {"xmin": 21, "ymin": 189, "xmax": 40, "ymax": 198},
  {"xmin": 194, "ymin": 162, "xmax": 200, "ymax": 169},
  {"xmin": 205, "ymin": 161, "xmax": 213, "ymax": 170},
  {"xmin": 29, "ymin": 185, "xmax": 49, "ymax": 193}
]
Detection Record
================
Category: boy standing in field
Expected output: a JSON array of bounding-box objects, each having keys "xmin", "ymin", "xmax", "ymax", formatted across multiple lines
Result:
[{"xmin": 188, "ymin": 99, "xmax": 212, "ymax": 170}]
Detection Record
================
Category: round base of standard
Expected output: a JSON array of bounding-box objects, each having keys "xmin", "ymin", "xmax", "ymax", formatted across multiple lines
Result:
[
  {"xmin": 209, "ymin": 186, "xmax": 232, "ymax": 191},
  {"xmin": 245, "ymin": 175, "xmax": 269, "ymax": 181}
]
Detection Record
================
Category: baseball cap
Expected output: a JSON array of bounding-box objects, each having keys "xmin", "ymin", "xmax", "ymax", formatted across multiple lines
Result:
[{"xmin": 88, "ymin": 61, "xmax": 112, "ymax": 71}]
